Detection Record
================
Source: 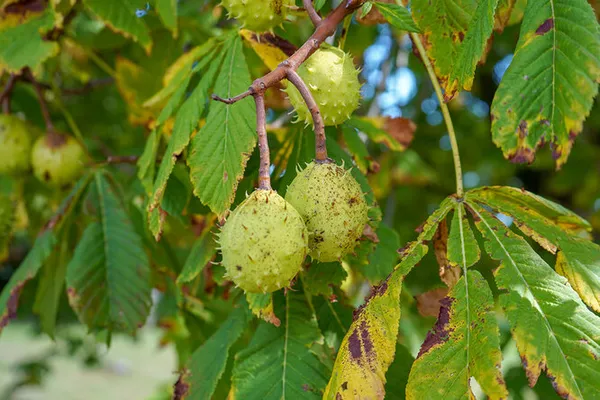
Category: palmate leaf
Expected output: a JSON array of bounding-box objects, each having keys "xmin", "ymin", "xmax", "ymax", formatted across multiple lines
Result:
[
  {"xmin": 174, "ymin": 304, "xmax": 251, "ymax": 400},
  {"xmin": 324, "ymin": 198, "xmax": 454, "ymax": 399},
  {"xmin": 490, "ymin": 0, "xmax": 600, "ymax": 167},
  {"xmin": 188, "ymin": 34, "xmax": 256, "ymax": 216},
  {"xmin": 467, "ymin": 186, "xmax": 600, "ymax": 312},
  {"xmin": 83, "ymin": 0, "xmax": 152, "ymax": 52},
  {"xmin": 412, "ymin": 0, "xmax": 500, "ymax": 100},
  {"xmin": 66, "ymin": 172, "xmax": 152, "ymax": 337},
  {"xmin": 447, "ymin": 203, "xmax": 480, "ymax": 270},
  {"xmin": 0, "ymin": 173, "xmax": 92, "ymax": 334},
  {"xmin": 469, "ymin": 203, "xmax": 600, "ymax": 399},
  {"xmin": 231, "ymin": 290, "xmax": 330, "ymax": 399},
  {"xmin": 406, "ymin": 271, "xmax": 506, "ymax": 400},
  {"xmin": 374, "ymin": 2, "xmax": 421, "ymax": 33}
]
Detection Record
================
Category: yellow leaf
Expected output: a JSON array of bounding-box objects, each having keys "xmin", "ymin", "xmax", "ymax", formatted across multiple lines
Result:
[{"xmin": 239, "ymin": 29, "xmax": 292, "ymax": 72}]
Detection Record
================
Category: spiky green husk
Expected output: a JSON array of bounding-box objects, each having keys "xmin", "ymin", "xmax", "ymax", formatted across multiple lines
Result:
[
  {"xmin": 0, "ymin": 115, "xmax": 32, "ymax": 175},
  {"xmin": 285, "ymin": 161, "xmax": 368, "ymax": 262},
  {"xmin": 286, "ymin": 45, "xmax": 361, "ymax": 126},
  {"xmin": 31, "ymin": 134, "xmax": 85, "ymax": 187},
  {"xmin": 222, "ymin": 0, "xmax": 293, "ymax": 32},
  {"xmin": 220, "ymin": 190, "xmax": 308, "ymax": 293}
]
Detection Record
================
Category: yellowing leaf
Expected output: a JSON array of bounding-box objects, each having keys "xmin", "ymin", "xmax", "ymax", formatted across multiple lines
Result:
[
  {"xmin": 115, "ymin": 57, "xmax": 159, "ymax": 125},
  {"xmin": 490, "ymin": 0, "xmax": 600, "ymax": 167},
  {"xmin": 406, "ymin": 271, "xmax": 507, "ymax": 400},
  {"xmin": 324, "ymin": 198, "xmax": 454, "ymax": 399},
  {"xmin": 239, "ymin": 29, "xmax": 294, "ymax": 72},
  {"xmin": 470, "ymin": 203, "xmax": 600, "ymax": 399}
]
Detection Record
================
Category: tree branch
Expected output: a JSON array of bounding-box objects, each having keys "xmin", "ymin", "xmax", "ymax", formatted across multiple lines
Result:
[
  {"xmin": 286, "ymin": 69, "xmax": 327, "ymax": 161},
  {"xmin": 211, "ymin": 0, "xmax": 365, "ymax": 162},
  {"xmin": 254, "ymin": 94, "xmax": 272, "ymax": 190},
  {"xmin": 24, "ymin": 69, "xmax": 55, "ymax": 133},
  {"xmin": 0, "ymin": 74, "xmax": 17, "ymax": 114},
  {"xmin": 303, "ymin": 0, "xmax": 322, "ymax": 26}
]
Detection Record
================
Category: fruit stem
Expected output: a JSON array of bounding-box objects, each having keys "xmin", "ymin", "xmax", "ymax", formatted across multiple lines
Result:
[
  {"xmin": 0, "ymin": 74, "xmax": 17, "ymax": 114},
  {"xmin": 25, "ymin": 69, "xmax": 56, "ymax": 134},
  {"xmin": 254, "ymin": 94, "xmax": 272, "ymax": 190},
  {"xmin": 303, "ymin": 0, "xmax": 322, "ymax": 26},
  {"xmin": 286, "ymin": 69, "xmax": 328, "ymax": 161},
  {"xmin": 410, "ymin": 33, "xmax": 464, "ymax": 197}
]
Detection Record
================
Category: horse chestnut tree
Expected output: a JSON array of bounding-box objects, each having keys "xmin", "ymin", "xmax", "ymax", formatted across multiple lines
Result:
[{"xmin": 1, "ymin": 1, "xmax": 599, "ymax": 400}]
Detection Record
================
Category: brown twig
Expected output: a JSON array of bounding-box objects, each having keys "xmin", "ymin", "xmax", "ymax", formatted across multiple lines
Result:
[
  {"xmin": 286, "ymin": 69, "xmax": 327, "ymax": 161},
  {"xmin": 106, "ymin": 155, "xmax": 139, "ymax": 164},
  {"xmin": 254, "ymin": 94, "xmax": 272, "ymax": 190},
  {"xmin": 212, "ymin": 0, "xmax": 365, "ymax": 163},
  {"xmin": 0, "ymin": 74, "xmax": 18, "ymax": 114},
  {"xmin": 24, "ymin": 69, "xmax": 55, "ymax": 133},
  {"xmin": 303, "ymin": 0, "xmax": 322, "ymax": 26}
]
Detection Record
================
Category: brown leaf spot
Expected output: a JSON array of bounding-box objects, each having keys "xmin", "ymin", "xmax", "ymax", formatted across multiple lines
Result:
[
  {"xmin": 341, "ymin": 382, "xmax": 348, "ymax": 391},
  {"xmin": 348, "ymin": 329, "xmax": 363, "ymax": 361},
  {"xmin": 359, "ymin": 320, "xmax": 374, "ymax": 357},
  {"xmin": 383, "ymin": 117, "xmax": 416, "ymax": 148},
  {"xmin": 550, "ymin": 142, "xmax": 561, "ymax": 161},
  {"xmin": 540, "ymin": 119, "xmax": 551, "ymax": 127},
  {"xmin": 547, "ymin": 373, "xmax": 570, "ymax": 399},
  {"xmin": 172, "ymin": 373, "xmax": 189, "ymax": 400},
  {"xmin": 416, "ymin": 288, "xmax": 449, "ymax": 317},
  {"xmin": 0, "ymin": 282, "xmax": 27, "ymax": 330},
  {"xmin": 417, "ymin": 297, "xmax": 454, "ymax": 358},
  {"xmin": 362, "ymin": 224, "xmax": 379, "ymax": 243},
  {"xmin": 4, "ymin": 0, "xmax": 46, "ymax": 15},
  {"xmin": 536, "ymin": 18, "xmax": 554, "ymax": 35},
  {"xmin": 518, "ymin": 120, "xmax": 528, "ymax": 138},
  {"xmin": 223, "ymin": 171, "xmax": 228, "ymax": 182},
  {"xmin": 458, "ymin": 31, "xmax": 465, "ymax": 42},
  {"xmin": 509, "ymin": 147, "xmax": 536, "ymax": 164}
]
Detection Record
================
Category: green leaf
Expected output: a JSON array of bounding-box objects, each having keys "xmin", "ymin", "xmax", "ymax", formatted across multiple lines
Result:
[
  {"xmin": 470, "ymin": 203, "xmax": 600, "ymax": 399},
  {"xmin": 364, "ymin": 223, "xmax": 400, "ymax": 284},
  {"xmin": 66, "ymin": 173, "xmax": 152, "ymax": 336},
  {"xmin": 177, "ymin": 231, "xmax": 217, "ymax": 286},
  {"xmin": 0, "ymin": 194, "xmax": 15, "ymax": 259},
  {"xmin": 137, "ymin": 129, "xmax": 160, "ymax": 196},
  {"xmin": 406, "ymin": 270, "xmax": 507, "ymax": 399},
  {"xmin": 175, "ymin": 304, "xmax": 250, "ymax": 400},
  {"xmin": 490, "ymin": 0, "xmax": 600, "ymax": 167},
  {"xmin": 231, "ymin": 291, "xmax": 329, "ymax": 399},
  {"xmin": 188, "ymin": 34, "xmax": 256, "ymax": 216},
  {"xmin": 374, "ymin": 2, "xmax": 421, "ymax": 33},
  {"xmin": 0, "ymin": 174, "xmax": 92, "ymax": 334},
  {"xmin": 467, "ymin": 186, "xmax": 600, "ymax": 312},
  {"xmin": 324, "ymin": 199, "xmax": 454, "ymax": 399},
  {"xmin": 155, "ymin": 0, "xmax": 177, "ymax": 35},
  {"xmin": 345, "ymin": 117, "xmax": 407, "ymax": 152},
  {"xmin": 447, "ymin": 203, "xmax": 480, "ymax": 270},
  {"xmin": 303, "ymin": 262, "xmax": 348, "ymax": 297},
  {"xmin": 0, "ymin": 9, "xmax": 59, "ymax": 72},
  {"xmin": 340, "ymin": 124, "xmax": 369, "ymax": 174},
  {"xmin": 148, "ymin": 47, "xmax": 224, "ymax": 238},
  {"xmin": 83, "ymin": 0, "xmax": 152, "ymax": 52},
  {"xmin": 445, "ymin": 0, "xmax": 500, "ymax": 97},
  {"xmin": 246, "ymin": 292, "xmax": 280, "ymax": 326}
]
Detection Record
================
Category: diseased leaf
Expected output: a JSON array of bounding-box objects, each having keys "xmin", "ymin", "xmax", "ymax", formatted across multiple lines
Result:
[
  {"xmin": 433, "ymin": 218, "xmax": 460, "ymax": 288},
  {"xmin": 445, "ymin": 0, "xmax": 500, "ymax": 97},
  {"xmin": 447, "ymin": 203, "xmax": 480, "ymax": 269},
  {"xmin": 365, "ymin": 223, "xmax": 401, "ymax": 284},
  {"xmin": 66, "ymin": 173, "xmax": 152, "ymax": 336},
  {"xmin": 374, "ymin": 2, "xmax": 421, "ymax": 33},
  {"xmin": 494, "ymin": 0, "xmax": 516, "ymax": 32},
  {"xmin": 0, "ymin": 9, "xmax": 59, "ymax": 72},
  {"xmin": 490, "ymin": 0, "xmax": 600, "ymax": 167},
  {"xmin": 188, "ymin": 34, "xmax": 256, "ymax": 216},
  {"xmin": 83, "ymin": 0, "xmax": 152, "ymax": 52},
  {"xmin": 467, "ymin": 186, "xmax": 600, "ymax": 312},
  {"xmin": 175, "ymin": 304, "xmax": 250, "ymax": 400},
  {"xmin": 324, "ymin": 199, "xmax": 454, "ymax": 399},
  {"xmin": 345, "ymin": 117, "xmax": 411, "ymax": 152},
  {"xmin": 413, "ymin": 0, "xmax": 499, "ymax": 100},
  {"xmin": 470, "ymin": 203, "xmax": 600, "ymax": 399},
  {"xmin": 231, "ymin": 291, "xmax": 329, "ymax": 399},
  {"xmin": 406, "ymin": 271, "xmax": 507, "ymax": 400},
  {"xmin": 246, "ymin": 292, "xmax": 280, "ymax": 327},
  {"xmin": 155, "ymin": 0, "xmax": 177, "ymax": 35}
]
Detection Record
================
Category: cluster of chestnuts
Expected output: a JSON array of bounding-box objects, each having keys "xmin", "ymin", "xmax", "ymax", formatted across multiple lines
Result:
[{"xmin": 217, "ymin": 3, "xmax": 367, "ymax": 293}]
